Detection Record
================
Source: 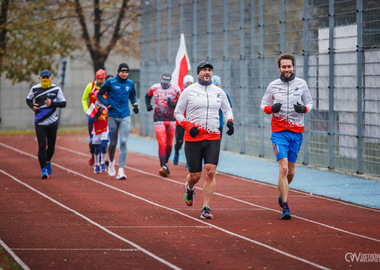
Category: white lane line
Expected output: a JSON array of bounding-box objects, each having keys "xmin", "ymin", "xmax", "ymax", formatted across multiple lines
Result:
[
  {"xmin": 0, "ymin": 238, "xmax": 31, "ymax": 270},
  {"xmin": 106, "ymin": 226, "xmax": 212, "ymax": 228},
  {"xmin": 0, "ymin": 169, "xmax": 181, "ymax": 270},
  {"xmin": 11, "ymin": 248, "xmax": 139, "ymax": 252},
  {"xmin": 55, "ymin": 144, "xmax": 380, "ymax": 243},
  {"xmin": 0, "ymin": 143, "xmax": 330, "ymax": 270}
]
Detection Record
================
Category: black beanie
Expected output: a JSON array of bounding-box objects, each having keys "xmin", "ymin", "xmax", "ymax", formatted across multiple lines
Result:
[
  {"xmin": 118, "ymin": 63, "xmax": 129, "ymax": 73},
  {"xmin": 197, "ymin": 61, "xmax": 213, "ymax": 74}
]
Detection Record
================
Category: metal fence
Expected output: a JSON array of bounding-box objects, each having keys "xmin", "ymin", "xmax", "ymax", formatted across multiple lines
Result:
[{"xmin": 138, "ymin": 0, "xmax": 380, "ymax": 178}]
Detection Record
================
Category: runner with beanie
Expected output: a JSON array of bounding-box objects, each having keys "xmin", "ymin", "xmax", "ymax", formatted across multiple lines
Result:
[
  {"xmin": 174, "ymin": 61, "xmax": 234, "ymax": 219},
  {"xmin": 97, "ymin": 63, "xmax": 139, "ymax": 180},
  {"xmin": 145, "ymin": 72, "xmax": 181, "ymax": 176}
]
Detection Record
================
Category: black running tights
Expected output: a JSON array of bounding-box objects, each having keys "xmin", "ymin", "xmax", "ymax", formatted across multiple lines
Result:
[{"xmin": 35, "ymin": 124, "xmax": 58, "ymax": 169}]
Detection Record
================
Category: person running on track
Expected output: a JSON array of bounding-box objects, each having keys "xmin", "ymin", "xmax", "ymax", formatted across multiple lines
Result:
[
  {"xmin": 81, "ymin": 69, "xmax": 106, "ymax": 166},
  {"xmin": 174, "ymin": 61, "xmax": 234, "ymax": 219},
  {"xmin": 173, "ymin": 74, "xmax": 194, "ymax": 166},
  {"xmin": 90, "ymin": 101, "xmax": 109, "ymax": 174},
  {"xmin": 97, "ymin": 63, "xmax": 139, "ymax": 180},
  {"xmin": 145, "ymin": 72, "xmax": 181, "ymax": 176},
  {"xmin": 212, "ymin": 75, "xmax": 232, "ymax": 139},
  {"xmin": 26, "ymin": 70, "xmax": 66, "ymax": 179},
  {"xmin": 260, "ymin": 52, "xmax": 313, "ymax": 220}
]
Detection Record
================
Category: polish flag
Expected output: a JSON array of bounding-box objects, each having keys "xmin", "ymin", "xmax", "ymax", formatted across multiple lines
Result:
[
  {"xmin": 172, "ymin": 33, "xmax": 191, "ymax": 91},
  {"xmin": 86, "ymin": 103, "xmax": 98, "ymax": 118}
]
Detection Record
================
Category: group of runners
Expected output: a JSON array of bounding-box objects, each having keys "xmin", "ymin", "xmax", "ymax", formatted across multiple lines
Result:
[{"xmin": 26, "ymin": 52, "xmax": 313, "ymax": 220}]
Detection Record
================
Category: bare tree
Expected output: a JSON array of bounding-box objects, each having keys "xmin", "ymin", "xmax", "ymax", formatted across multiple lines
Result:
[{"xmin": 71, "ymin": 0, "xmax": 140, "ymax": 73}]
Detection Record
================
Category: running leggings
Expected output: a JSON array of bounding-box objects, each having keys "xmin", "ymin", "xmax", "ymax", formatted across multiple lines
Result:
[
  {"xmin": 35, "ymin": 123, "xmax": 58, "ymax": 169},
  {"xmin": 108, "ymin": 116, "xmax": 130, "ymax": 168},
  {"xmin": 154, "ymin": 121, "xmax": 175, "ymax": 166}
]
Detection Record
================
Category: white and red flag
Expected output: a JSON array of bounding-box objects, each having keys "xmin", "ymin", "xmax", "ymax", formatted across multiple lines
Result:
[
  {"xmin": 172, "ymin": 33, "xmax": 191, "ymax": 91},
  {"xmin": 86, "ymin": 103, "xmax": 98, "ymax": 118}
]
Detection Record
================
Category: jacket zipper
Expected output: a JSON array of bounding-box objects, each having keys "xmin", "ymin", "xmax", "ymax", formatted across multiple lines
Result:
[
  {"xmin": 205, "ymin": 85, "xmax": 209, "ymax": 140},
  {"xmin": 286, "ymin": 81, "xmax": 289, "ymax": 130}
]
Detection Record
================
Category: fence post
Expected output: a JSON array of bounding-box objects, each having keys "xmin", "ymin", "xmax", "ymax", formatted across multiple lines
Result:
[
  {"xmin": 356, "ymin": 0, "xmax": 364, "ymax": 174},
  {"xmin": 328, "ymin": 0, "xmax": 335, "ymax": 170},
  {"xmin": 239, "ymin": 0, "xmax": 246, "ymax": 154},
  {"xmin": 302, "ymin": 0, "xmax": 310, "ymax": 165},
  {"xmin": 258, "ymin": 0, "xmax": 265, "ymax": 158}
]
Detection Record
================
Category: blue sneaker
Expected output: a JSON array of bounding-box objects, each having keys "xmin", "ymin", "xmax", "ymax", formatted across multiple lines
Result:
[
  {"xmin": 94, "ymin": 165, "xmax": 100, "ymax": 174},
  {"xmin": 101, "ymin": 164, "xmax": 106, "ymax": 172},
  {"xmin": 46, "ymin": 161, "xmax": 52, "ymax": 175},
  {"xmin": 41, "ymin": 167, "xmax": 49, "ymax": 179},
  {"xmin": 281, "ymin": 203, "xmax": 291, "ymax": 220},
  {"xmin": 278, "ymin": 195, "xmax": 283, "ymax": 208},
  {"xmin": 173, "ymin": 152, "xmax": 179, "ymax": 165}
]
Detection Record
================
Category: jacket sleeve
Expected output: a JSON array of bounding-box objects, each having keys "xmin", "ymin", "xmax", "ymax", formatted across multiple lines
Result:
[
  {"xmin": 220, "ymin": 90, "xmax": 234, "ymax": 123},
  {"xmin": 302, "ymin": 81, "xmax": 313, "ymax": 113},
  {"xmin": 81, "ymin": 83, "xmax": 92, "ymax": 112},
  {"xmin": 261, "ymin": 83, "xmax": 274, "ymax": 114},
  {"xmin": 174, "ymin": 88, "xmax": 195, "ymax": 131},
  {"xmin": 129, "ymin": 82, "xmax": 138, "ymax": 106},
  {"xmin": 51, "ymin": 87, "xmax": 67, "ymax": 108},
  {"xmin": 97, "ymin": 81, "xmax": 110, "ymax": 106}
]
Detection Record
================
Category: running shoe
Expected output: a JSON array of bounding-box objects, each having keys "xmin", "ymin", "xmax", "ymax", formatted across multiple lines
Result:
[
  {"xmin": 278, "ymin": 195, "xmax": 283, "ymax": 208},
  {"xmin": 46, "ymin": 161, "xmax": 52, "ymax": 175},
  {"xmin": 173, "ymin": 152, "xmax": 179, "ymax": 165},
  {"xmin": 94, "ymin": 165, "xmax": 100, "ymax": 174},
  {"xmin": 201, "ymin": 206, "xmax": 213, "ymax": 219},
  {"xmin": 159, "ymin": 165, "xmax": 170, "ymax": 177},
  {"xmin": 89, "ymin": 154, "xmax": 94, "ymax": 166},
  {"xmin": 184, "ymin": 183, "xmax": 194, "ymax": 206},
  {"xmin": 281, "ymin": 204, "xmax": 291, "ymax": 220},
  {"xmin": 108, "ymin": 161, "xmax": 116, "ymax": 176},
  {"xmin": 41, "ymin": 167, "xmax": 49, "ymax": 179},
  {"xmin": 116, "ymin": 168, "xmax": 127, "ymax": 180},
  {"xmin": 101, "ymin": 164, "xmax": 106, "ymax": 172}
]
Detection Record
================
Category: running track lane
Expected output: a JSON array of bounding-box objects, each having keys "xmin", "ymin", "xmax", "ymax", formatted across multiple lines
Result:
[{"xmin": 0, "ymin": 133, "xmax": 379, "ymax": 269}]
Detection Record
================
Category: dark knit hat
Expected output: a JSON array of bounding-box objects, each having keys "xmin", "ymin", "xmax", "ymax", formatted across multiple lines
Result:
[
  {"xmin": 197, "ymin": 61, "xmax": 213, "ymax": 74},
  {"xmin": 118, "ymin": 63, "xmax": 129, "ymax": 73}
]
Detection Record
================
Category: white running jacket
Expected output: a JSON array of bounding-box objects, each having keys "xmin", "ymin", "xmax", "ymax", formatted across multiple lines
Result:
[
  {"xmin": 174, "ymin": 82, "xmax": 233, "ymax": 142},
  {"xmin": 261, "ymin": 76, "xmax": 313, "ymax": 133}
]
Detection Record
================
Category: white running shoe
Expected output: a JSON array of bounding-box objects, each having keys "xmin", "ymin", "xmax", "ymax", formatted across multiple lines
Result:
[
  {"xmin": 116, "ymin": 168, "xmax": 127, "ymax": 180},
  {"xmin": 108, "ymin": 161, "xmax": 116, "ymax": 176}
]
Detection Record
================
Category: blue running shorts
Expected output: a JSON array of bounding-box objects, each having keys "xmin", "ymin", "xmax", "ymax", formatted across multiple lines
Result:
[{"xmin": 271, "ymin": 131, "xmax": 303, "ymax": 162}]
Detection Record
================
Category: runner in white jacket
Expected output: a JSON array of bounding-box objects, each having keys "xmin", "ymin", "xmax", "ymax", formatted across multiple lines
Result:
[
  {"xmin": 260, "ymin": 52, "xmax": 313, "ymax": 220},
  {"xmin": 174, "ymin": 61, "xmax": 234, "ymax": 219}
]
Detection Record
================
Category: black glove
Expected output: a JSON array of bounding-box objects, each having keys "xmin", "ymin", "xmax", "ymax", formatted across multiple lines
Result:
[
  {"xmin": 189, "ymin": 127, "xmax": 200, "ymax": 138},
  {"xmin": 167, "ymin": 98, "xmax": 176, "ymax": 108},
  {"xmin": 133, "ymin": 104, "xmax": 139, "ymax": 114},
  {"xmin": 107, "ymin": 105, "xmax": 114, "ymax": 111},
  {"xmin": 226, "ymin": 121, "xmax": 234, "ymax": 136},
  {"xmin": 147, "ymin": 104, "xmax": 153, "ymax": 111},
  {"xmin": 93, "ymin": 109, "xmax": 101, "ymax": 119},
  {"xmin": 294, "ymin": 102, "xmax": 306, "ymax": 113},
  {"xmin": 271, "ymin": 103, "xmax": 282, "ymax": 113}
]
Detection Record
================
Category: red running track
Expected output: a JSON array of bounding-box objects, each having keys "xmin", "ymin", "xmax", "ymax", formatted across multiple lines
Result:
[{"xmin": 0, "ymin": 132, "xmax": 380, "ymax": 269}]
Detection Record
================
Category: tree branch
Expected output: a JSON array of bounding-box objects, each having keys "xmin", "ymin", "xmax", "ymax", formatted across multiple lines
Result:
[{"xmin": 74, "ymin": 0, "xmax": 94, "ymax": 59}]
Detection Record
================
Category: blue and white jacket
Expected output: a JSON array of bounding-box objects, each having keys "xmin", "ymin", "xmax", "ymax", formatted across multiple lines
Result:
[{"xmin": 97, "ymin": 75, "xmax": 137, "ymax": 118}]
